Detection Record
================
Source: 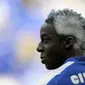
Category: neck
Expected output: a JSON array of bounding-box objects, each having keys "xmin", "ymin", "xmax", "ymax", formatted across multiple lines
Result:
[{"xmin": 68, "ymin": 49, "xmax": 85, "ymax": 58}]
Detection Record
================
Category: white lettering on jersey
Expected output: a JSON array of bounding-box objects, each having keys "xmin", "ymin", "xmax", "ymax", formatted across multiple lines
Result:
[
  {"xmin": 71, "ymin": 75, "xmax": 79, "ymax": 84},
  {"xmin": 71, "ymin": 72, "xmax": 85, "ymax": 84}
]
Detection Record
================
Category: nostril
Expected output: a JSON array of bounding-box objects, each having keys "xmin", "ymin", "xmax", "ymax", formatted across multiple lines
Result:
[
  {"xmin": 37, "ymin": 46, "xmax": 43, "ymax": 52},
  {"xmin": 37, "ymin": 47, "xmax": 41, "ymax": 52},
  {"xmin": 37, "ymin": 47, "xmax": 39, "ymax": 52},
  {"xmin": 37, "ymin": 42, "xmax": 43, "ymax": 52}
]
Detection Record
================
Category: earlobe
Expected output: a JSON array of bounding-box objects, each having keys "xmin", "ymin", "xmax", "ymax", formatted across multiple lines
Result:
[{"xmin": 64, "ymin": 37, "xmax": 74, "ymax": 49}]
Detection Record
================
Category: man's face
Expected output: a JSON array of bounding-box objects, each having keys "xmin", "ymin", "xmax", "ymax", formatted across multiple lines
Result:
[{"xmin": 37, "ymin": 22, "xmax": 66, "ymax": 70}]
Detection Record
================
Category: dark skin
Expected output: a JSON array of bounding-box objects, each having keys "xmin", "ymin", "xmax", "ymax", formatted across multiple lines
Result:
[{"xmin": 37, "ymin": 22, "xmax": 75, "ymax": 70}]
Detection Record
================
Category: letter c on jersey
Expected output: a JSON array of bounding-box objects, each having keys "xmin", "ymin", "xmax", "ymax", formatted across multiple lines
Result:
[{"xmin": 70, "ymin": 75, "xmax": 79, "ymax": 84}]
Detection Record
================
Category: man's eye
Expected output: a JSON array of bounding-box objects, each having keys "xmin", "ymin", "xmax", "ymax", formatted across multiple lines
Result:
[{"xmin": 43, "ymin": 39, "xmax": 49, "ymax": 44}]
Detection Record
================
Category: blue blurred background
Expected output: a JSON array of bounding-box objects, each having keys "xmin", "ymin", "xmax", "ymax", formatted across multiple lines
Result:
[{"xmin": 0, "ymin": 0, "xmax": 85, "ymax": 85}]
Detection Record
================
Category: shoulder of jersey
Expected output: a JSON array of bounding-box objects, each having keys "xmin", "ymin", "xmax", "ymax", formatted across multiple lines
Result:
[{"xmin": 36, "ymin": 61, "xmax": 74, "ymax": 85}]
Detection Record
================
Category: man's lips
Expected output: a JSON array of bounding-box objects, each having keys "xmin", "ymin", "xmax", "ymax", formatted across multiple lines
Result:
[
  {"xmin": 40, "ymin": 57, "xmax": 45, "ymax": 63},
  {"xmin": 40, "ymin": 56, "xmax": 45, "ymax": 59}
]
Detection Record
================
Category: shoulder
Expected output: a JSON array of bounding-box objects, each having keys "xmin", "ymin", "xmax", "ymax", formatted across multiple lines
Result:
[
  {"xmin": 48, "ymin": 60, "xmax": 85, "ymax": 85},
  {"xmin": 37, "ymin": 61, "xmax": 74, "ymax": 85}
]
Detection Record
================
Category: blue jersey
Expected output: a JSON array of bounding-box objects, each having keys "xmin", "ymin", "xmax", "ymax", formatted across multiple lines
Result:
[{"xmin": 37, "ymin": 56, "xmax": 85, "ymax": 85}]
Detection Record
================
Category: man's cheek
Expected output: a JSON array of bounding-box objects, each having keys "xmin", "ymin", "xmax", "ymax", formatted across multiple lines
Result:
[{"xmin": 45, "ymin": 45, "xmax": 56, "ymax": 55}]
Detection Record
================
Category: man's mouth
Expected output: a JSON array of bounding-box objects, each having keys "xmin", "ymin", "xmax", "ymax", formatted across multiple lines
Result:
[{"xmin": 40, "ymin": 57, "xmax": 45, "ymax": 64}]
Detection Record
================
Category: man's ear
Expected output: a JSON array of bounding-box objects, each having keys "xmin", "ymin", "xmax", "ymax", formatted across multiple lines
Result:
[{"xmin": 63, "ymin": 36, "xmax": 74, "ymax": 49}]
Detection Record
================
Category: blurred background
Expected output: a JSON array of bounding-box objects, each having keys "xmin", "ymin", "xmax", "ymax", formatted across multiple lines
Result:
[{"xmin": 0, "ymin": 0, "xmax": 85, "ymax": 85}]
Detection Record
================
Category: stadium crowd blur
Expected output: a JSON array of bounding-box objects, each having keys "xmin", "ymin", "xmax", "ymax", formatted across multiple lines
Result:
[{"xmin": 0, "ymin": 0, "xmax": 85, "ymax": 85}]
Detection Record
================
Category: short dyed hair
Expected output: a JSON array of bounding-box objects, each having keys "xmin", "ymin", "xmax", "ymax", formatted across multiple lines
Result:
[{"xmin": 45, "ymin": 9, "xmax": 85, "ymax": 50}]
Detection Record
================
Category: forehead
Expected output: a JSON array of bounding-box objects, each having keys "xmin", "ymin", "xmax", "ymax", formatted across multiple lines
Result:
[{"xmin": 40, "ymin": 22, "xmax": 57, "ymax": 36}]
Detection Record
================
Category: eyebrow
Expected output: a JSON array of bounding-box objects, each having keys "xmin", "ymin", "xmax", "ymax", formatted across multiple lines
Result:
[{"xmin": 40, "ymin": 33, "xmax": 52, "ymax": 38}]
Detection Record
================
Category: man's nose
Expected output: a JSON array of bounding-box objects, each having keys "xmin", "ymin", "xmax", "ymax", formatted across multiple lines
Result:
[{"xmin": 37, "ymin": 42, "xmax": 44, "ymax": 52}]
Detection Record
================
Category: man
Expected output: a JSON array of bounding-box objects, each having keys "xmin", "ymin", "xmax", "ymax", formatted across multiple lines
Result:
[{"xmin": 37, "ymin": 9, "xmax": 85, "ymax": 85}]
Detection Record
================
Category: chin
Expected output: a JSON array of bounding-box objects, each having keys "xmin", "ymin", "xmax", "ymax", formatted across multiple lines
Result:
[{"xmin": 45, "ymin": 64, "xmax": 58, "ymax": 70}]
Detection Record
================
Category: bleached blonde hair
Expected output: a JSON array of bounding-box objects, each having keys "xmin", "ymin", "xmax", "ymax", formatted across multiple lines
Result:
[{"xmin": 45, "ymin": 9, "xmax": 85, "ymax": 50}]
